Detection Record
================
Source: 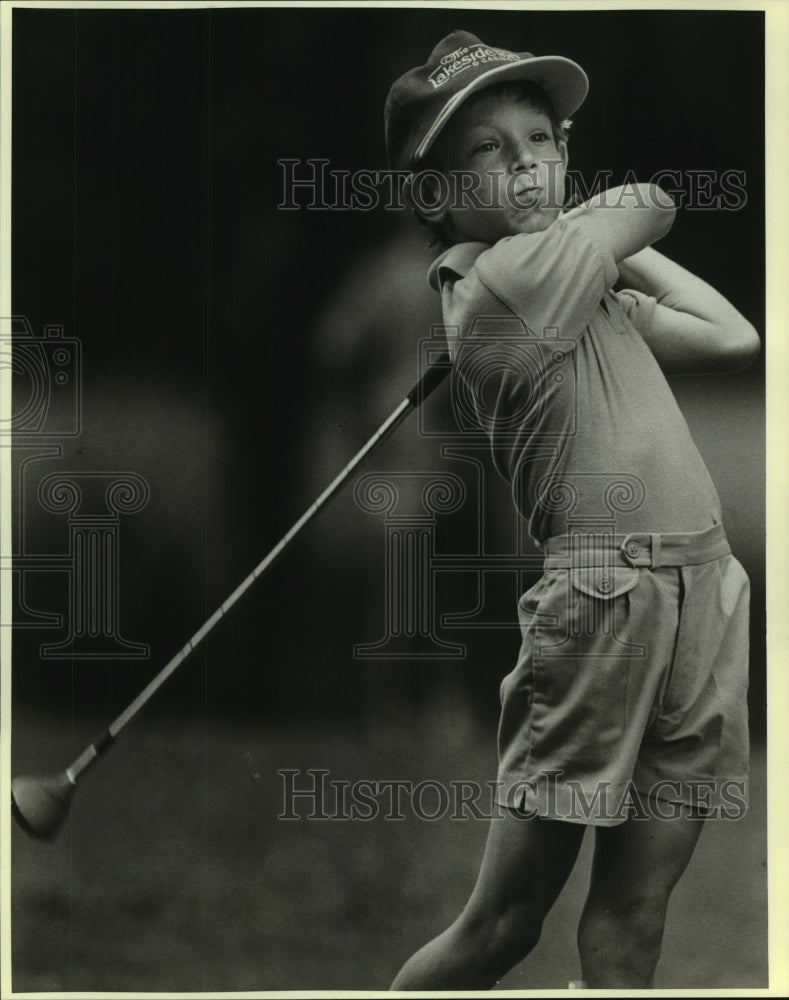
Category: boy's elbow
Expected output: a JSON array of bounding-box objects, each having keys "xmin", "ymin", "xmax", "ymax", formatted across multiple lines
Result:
[
  {"xmin": 717, "ymin": 321, "xmax": 761, "ymax": 372},
  {"xmin": 728, "ymin": 322, "xmax": 761, "ymax": 370},
  {"xmin": 647, "ymin": 184, "xmax": 676, "ymax": 241}
]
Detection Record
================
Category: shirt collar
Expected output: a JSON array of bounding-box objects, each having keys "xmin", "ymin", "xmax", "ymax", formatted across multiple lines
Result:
[{"xmin": 427, "ymin": 241, "xmax": 490, "ymax": 291}]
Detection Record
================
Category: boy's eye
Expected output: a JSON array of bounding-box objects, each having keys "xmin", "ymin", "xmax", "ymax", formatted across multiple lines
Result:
[
  {"xmin": 473, "ymin": 140, "xmax": 499, "ymax": 154},
  {"xmin": 530, "ymin": 131, "xmax": 550, "ymax": 143}
]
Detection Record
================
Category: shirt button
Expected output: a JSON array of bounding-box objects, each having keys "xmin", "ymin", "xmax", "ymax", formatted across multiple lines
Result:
[
  {"xmin": 625, "ymin": 541, "xmax": 642, "ymax": 558},
  {"xmin": 597, "ymin": 575, "xmax": 613, "ymax": 594}
]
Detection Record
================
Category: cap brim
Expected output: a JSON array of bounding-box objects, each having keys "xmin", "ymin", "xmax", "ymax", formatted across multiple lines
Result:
[{"xmin": 413, "ymin": 55, "xmax": 588, "ymax": 166}]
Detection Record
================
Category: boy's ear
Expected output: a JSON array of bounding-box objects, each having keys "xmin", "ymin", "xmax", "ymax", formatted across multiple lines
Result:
[
  {"xmin": 404, "ymin": 171, "xmax": 450, "ymax": 223},
  {"xmin": 558, "ymin": 140, "xmax": 569, "ymax": 169}
]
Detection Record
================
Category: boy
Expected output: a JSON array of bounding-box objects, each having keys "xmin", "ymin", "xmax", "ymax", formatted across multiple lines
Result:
[{"xmin": 383, "ymin": 31, "xmax": 759, "ymax": 990}]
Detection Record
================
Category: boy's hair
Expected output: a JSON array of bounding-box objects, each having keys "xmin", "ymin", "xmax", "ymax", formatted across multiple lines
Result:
[{"xmin": 409, "ymin": 81, "xmax": 572, "ymax": 251}]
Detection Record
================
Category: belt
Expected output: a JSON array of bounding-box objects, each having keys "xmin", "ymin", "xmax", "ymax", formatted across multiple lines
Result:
[{"xmin": 541, "ymin": 523, "xmax": 731, "ymax": 569}]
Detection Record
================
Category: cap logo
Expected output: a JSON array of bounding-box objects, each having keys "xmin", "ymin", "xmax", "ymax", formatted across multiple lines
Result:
[{"xmin": 428, "ymin": 44, "xmax": 520, "ymax": 90}]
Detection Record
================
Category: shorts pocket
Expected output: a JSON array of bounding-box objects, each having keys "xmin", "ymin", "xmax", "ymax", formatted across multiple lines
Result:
[
  {"xmin": 536, "ymin": 566, "xmax": 640, "ymax": 656},
  {"xmin": 517, "ymin": 575, "xmax": 553, "ymax": 631},
  {"xmin": 569, "ymin": 566, "xmax": 640, "ymax": 600}
]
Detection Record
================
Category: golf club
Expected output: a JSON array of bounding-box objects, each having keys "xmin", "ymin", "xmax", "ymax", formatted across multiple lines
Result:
[{"xmin": 11, "ymin": 353, "xmax": 452, "ymax": 841}]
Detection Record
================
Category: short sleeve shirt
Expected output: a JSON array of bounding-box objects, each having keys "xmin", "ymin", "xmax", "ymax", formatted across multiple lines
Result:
[{"xmin": 428, "ymin": 214, "xmax": 723, "ymax": 542}]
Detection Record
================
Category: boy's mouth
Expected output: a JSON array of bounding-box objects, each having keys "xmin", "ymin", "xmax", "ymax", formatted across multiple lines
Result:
[
  {"xmin": 511, "ymin": 185, "xmax": 543, "ymax": 209},
  {"xmin": 509, "ymin": 174, "xmax": 543, "ymax": 208}
]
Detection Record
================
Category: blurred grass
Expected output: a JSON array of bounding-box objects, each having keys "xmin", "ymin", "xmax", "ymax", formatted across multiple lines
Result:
[{"xmin": 11, "ymin": 697, "xmax": 767, "ymax": 992}]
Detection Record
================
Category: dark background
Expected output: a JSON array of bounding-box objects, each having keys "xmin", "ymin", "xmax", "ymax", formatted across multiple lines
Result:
[
  {"xmin": 8, "ymin": 7, "xmax": 767, "ymax": 991},
  {"xmin": 10, "ymin": 4, "xmax": 765, "ymax": 729}
]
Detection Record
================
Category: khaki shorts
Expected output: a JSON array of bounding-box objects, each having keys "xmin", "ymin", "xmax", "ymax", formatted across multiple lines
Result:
[{"xmin": 497, "ymin": 523, "xmax": 750, "ymax": 825}]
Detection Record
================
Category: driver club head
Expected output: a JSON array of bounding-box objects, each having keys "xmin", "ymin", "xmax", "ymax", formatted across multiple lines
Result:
[{"xmin": 11, "ymin": 771, "xmax": 75, "ymax": 841}]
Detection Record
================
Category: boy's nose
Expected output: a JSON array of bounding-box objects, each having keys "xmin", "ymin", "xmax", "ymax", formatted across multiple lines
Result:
[{"xmin": 510, "ymin": 144, "xmax": 538, "ymax": 173}]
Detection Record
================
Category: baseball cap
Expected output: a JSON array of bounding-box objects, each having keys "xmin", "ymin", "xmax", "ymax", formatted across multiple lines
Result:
[{"xmin": 385, "ymin": 30, "xmax": 588, "ymax": 171}]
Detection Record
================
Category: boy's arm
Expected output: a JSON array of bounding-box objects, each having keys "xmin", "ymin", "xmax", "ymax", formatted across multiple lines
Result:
[
  {"xmin": 616, "ymin": 246, "xmax": 760, "ymax": 374},
  {"xmin": 563, "ymin": 184, "xmax": 676, "ymax": 262},
  {"xmin": 474, "ymin": 184, "xmax": 674, "ymax": 343}
]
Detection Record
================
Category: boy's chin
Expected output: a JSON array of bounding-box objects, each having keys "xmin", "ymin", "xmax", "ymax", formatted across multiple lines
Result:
[
  {"xmin": 507, "ymin": 207, "xmax": 562, "ymax": 236},
  {"xmin": 457, "ymin": 208, "xmax": 561, "ymax": 243}
]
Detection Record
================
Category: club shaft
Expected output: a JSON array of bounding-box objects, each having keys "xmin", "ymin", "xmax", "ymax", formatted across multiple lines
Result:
[{"xmin": 66, "ymin": 356, "xmax": 451, "ymax": 782}]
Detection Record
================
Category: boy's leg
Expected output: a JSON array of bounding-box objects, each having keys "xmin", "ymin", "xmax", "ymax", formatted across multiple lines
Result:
[
  {"xmin": 391, "ymin": 809, "xmax": 586, "ymax": 990},
  {"xmin": 577, "ymin": 790, "xmax": 706, "ymax": 988}
]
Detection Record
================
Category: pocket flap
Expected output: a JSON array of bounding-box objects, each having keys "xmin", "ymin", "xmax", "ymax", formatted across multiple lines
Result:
[{"xmin": 570, "ymin": 566, "xmax": 639, "ymax": 599}]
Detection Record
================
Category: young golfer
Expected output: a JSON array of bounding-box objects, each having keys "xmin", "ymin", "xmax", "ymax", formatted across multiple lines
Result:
[{"xmin": 384, "ymin": 31, "xmax": 759, "ymax": 989}]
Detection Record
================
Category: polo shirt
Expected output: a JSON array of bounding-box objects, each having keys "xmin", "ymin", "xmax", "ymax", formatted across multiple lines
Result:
[{"xmin": 427, "ymin": 214, "xmax": 722, "ymax": 543}]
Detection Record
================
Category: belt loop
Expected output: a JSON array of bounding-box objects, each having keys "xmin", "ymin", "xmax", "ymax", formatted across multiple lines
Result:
[{"xmin": 650, "ymin": 533, "xmax": 662, "ymax": 568}]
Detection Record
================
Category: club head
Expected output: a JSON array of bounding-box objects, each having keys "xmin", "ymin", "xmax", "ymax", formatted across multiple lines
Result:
[{"xmin": 11, "ymin": 772, "xmax": 75, "ymax": 841}]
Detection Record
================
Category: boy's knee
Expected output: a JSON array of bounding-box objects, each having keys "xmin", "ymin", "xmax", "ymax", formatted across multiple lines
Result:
[
  {"xmin": 464, "ymin": 899, "xmax": 543, "ymax": 967},
  {"xmin": 578, "ymin": 892, "xmax": 668, "ymax": 962},
  {"xmin": 578, "ymin": 894, "xmax": 669, "ymax": 988},
  {"xmin": 501, "ymin": 902, "xmax": 544, "ymax": 961}
]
